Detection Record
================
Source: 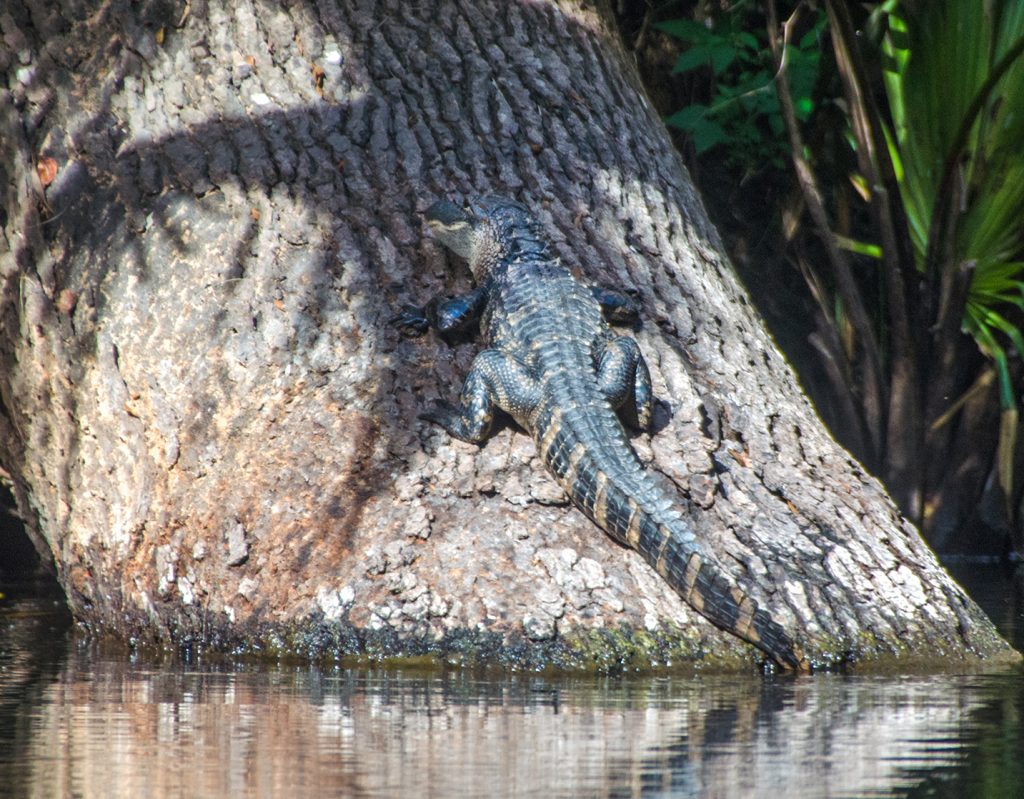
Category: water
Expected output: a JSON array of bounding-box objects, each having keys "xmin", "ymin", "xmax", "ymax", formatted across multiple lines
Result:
[{"xmin": 1, "ymin": 566, "xmax": 1022, "ymax": 799}]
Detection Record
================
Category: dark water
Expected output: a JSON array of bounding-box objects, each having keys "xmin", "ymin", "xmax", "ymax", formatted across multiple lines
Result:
[{"xmin": 1, "ymin": 565, "xmax": 1022, "ymax": 799}]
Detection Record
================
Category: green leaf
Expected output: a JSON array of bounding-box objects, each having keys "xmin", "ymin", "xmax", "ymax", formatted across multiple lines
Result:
[
  {"xmin": 799, "ymin": 28, "xmax": 820, "ymax": 50},
  {"xmin": 665, "ymin": 105, "xmax": 728, "ymax": 152},
  {"xmin": 709, "ymin": 43, "xmax": 738, "ymax": 75},
  {"xmin": 835, "ymin": 235, "xmax": 883, "ymax": 259},
  {"xmin": 980, "ymin": 307, "xmax": 1024, "ymax": 358},
  {"xmin": 967, "ymin": 324, "xmax": 1015, "ymax": 409},
  {"xmin": 880, "ymin": 1, "xmax": 1024, "ymax": 335},
  {"xmin": 998, "ymin": 406, "xmax": 1018, "ymax": 500},
  {"xmin": 690, "ymin": 118, "xmax": 729, "ymax": 152},
  {"xmin": 658, "ymin": 4, "xmax": 824, "ymax": 174},
  {"xmin": 671, "ymin": 42, "xmax": 739, "ymax": 75},
  {"xmin": 655, "ymin": 19, "xmax": 714, "ymax": 44},
  {"xmin": 887, "ymin": 27, "xmax": 910, "ymax": 52},
  {"xmin": 737, "ymin": 32, "xmax": 760, "ymax": 52},
  {"xmin": 665, "ymin": 105, "xmax": 708, "ymax": 129},
  {"xmin": 673, "ymin": 48, "xmax": 714, "ymax": 74},
  {"xmin": 995, "ymin": 352, "xmax": 1015, "ymax": 411}
]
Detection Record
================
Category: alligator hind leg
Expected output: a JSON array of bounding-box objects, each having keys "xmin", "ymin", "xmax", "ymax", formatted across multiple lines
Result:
[
  {"xmin": 421, "ymin": 349, "xmax": 541, "ymax": 442},
  {"xmin": 590, "ymin": 285, "xmax": 642, "ymax": 326},
  {"xmin": 595, "ymin": 336, "xmax": 653, "ymax": 430}
]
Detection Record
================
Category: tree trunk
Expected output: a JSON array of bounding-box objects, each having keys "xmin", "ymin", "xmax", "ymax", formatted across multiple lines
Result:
[{"xmin": 0, "ymin": 0, "xmax": 1015, "ymax": 669}]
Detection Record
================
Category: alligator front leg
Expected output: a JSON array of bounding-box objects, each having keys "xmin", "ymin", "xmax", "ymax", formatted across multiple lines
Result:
[
  {"xmin": 392, "ymin": 286, "xmax": 488, "ymax": 338},
  {"xmin": 595, "ymin": 335, "xmax": 653, "ymax": 430},
  {"xmin": 422, "ymin": 349, "xmax": 541, "ymax": 442}
]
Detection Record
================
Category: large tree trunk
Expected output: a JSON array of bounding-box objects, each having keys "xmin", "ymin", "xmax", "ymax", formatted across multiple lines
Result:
[{"xmin": 0, "ymin": 0, "xmax": 1015, "ymax": 669}]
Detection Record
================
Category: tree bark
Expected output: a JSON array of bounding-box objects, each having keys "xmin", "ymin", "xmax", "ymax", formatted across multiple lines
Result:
[{"xmin": 0, "ymin": 0, "xmax": 1015, "ymax": 669}]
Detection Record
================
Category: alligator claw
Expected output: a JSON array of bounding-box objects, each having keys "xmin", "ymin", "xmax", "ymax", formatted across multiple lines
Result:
[
  {"xmin": 418, "ymin": 400, "xmax": 458, "ymax": 428},
  {"xmin": 391, "ymin": 305, "xmax": 431, "ymax": 337}
]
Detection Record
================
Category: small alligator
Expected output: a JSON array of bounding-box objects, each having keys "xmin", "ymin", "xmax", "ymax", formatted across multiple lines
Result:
[{"xmin": 396, "ymin": 195, "xmax": 807, "ymax": 671}]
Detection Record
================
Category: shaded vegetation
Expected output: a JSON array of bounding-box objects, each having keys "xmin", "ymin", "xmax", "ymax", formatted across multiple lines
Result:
[
  {"xmin": 628, "ymin": 1, "xmax": 1024, "ymax": 556},
  {"xmin": 657, "ymin": 4, "xmax": 823, "ymax": 169}
]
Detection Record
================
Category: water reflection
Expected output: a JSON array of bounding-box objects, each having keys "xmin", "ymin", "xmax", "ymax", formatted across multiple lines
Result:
[
  {"xmin": 1, "ymin": 577, "xmax": 1023, "ymax": 798},
  {"xmin": 2, "ymin": 657, "xmax": 1021, "ymax": 796}
]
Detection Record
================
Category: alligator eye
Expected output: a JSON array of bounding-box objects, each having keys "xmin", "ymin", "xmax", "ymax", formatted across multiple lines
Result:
[{"xmin": 425, "ymin": 199, "xmax": 471, "ymax": 228}]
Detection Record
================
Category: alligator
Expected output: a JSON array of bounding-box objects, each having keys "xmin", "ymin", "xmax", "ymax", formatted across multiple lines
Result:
[{"xmin": 395, "ymin": 195, "xmax": 808, "ymax": 671}]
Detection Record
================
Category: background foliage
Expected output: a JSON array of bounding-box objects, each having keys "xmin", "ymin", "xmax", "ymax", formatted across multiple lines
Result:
[{"xmin": 634, "ymin": 0, "xmax": 1024, "ymax": 556}]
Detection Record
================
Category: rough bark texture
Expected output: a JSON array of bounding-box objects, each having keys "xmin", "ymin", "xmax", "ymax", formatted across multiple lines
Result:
[{"xmin": 0, "ymin": 0, "xmax": 1015, "ymax": 669}]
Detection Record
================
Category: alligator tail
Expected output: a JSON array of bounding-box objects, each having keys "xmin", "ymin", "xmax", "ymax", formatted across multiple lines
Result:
[
  {"xmin": 554, "ymin": 437, "xmax": 808, "ymax": 671},
  {"xmin": 644, "ymin": 525, "xmax": 809, "ymax": 671}
]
